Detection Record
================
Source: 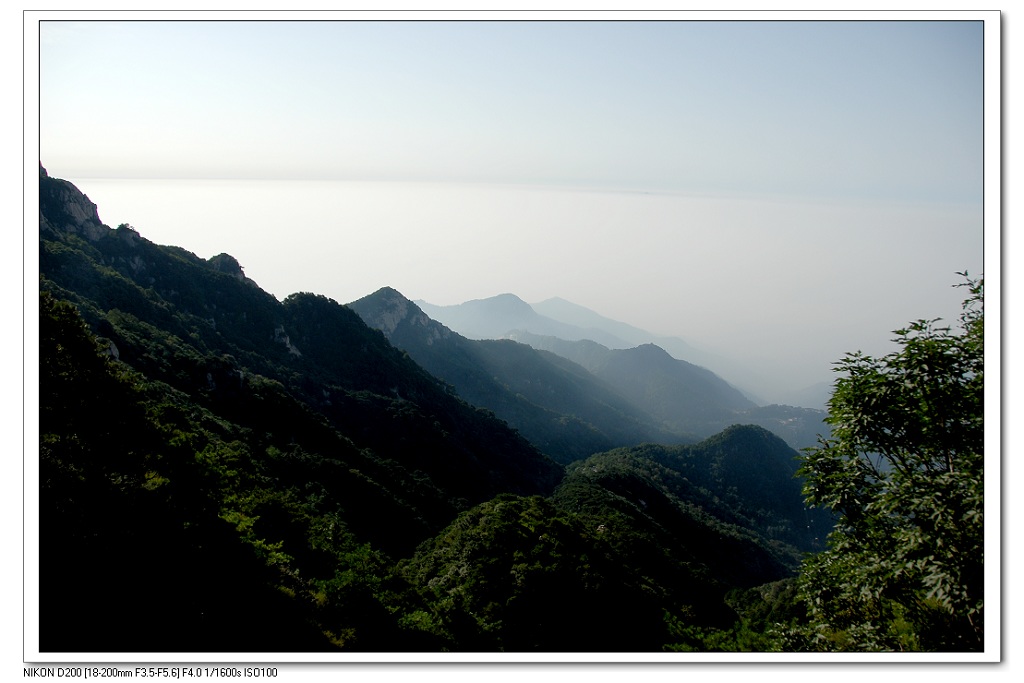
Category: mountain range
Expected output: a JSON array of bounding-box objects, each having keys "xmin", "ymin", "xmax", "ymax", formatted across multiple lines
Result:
[
  {"xmin": 36, "ymin": 166, "xmax": 832, "ymax": 652},
  {"xmin": 417, "ymin": 293, "xmax": 822, "ymax": 407},
  {"xmin": 506, "ymin": 330, "xmax": 830, "ymax": 451},
  {"xmin": 356, "ymin": 288, "xmax": 831, "ymax": 455},
  {"xmin": 349, "ymin": 287, "xmax": 691, "ymax": 464},
  {"xmin": 416, "ymin": 293, "xmax": 640, "ymax": 351}
]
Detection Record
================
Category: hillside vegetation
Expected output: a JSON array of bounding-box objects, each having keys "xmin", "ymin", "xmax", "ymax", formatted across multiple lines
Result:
[{"xmin": 36, "ymin": 167, "xmax": 982, "ymax": 653}]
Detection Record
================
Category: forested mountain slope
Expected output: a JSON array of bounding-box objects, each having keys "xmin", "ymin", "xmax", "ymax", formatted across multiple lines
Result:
[
  {"xmin": 40, "ymin": 166, "xmax": 561, "ymax": 505},
  {"xmin": 38, "ymin": 166, "xmax": 562, "ymax": 650},
  {"xmin": 506, "ymin": 331, "xmax": 753, "ymax": 433},
  {"xmin": 531, "ymin": 295, "xmax": 722, "ymax": 371},
  {"xmin": 37, "ymin": 167, "xmax": 832, "ymax": 653},
  {"xmin": 509, "ymin": 330, "xmax": 829, "ymax": 450},
  {"xmin": 398, "ymin": 424, "xmax": 829, "ymax": 651},
  {"xmin": 350, "ymin": 287, "xmax": 692, "ymax": 464}
]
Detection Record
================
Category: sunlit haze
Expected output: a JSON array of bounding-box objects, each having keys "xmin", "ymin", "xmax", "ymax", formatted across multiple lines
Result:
[{"xmin": 36, "ymin": 15, "xmax": 989, "ymax": 405}]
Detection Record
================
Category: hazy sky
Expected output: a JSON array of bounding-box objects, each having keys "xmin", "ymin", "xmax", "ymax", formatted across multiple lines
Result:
[
  {"xmin": 34, "ymin": 15, "xmax": 991, "ymax": 402},
  {"xmin": 41, "ymin": 19, "xmax": 983, "ymax": 202}
]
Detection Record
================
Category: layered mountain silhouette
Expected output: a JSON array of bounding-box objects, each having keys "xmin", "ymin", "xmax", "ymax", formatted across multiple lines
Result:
[
  {"xmin": 416, "ymin": 293, "xmax": 633, "ymax": 349},
  {"xmin": 419, "ymin": 293, "xmax": 788, "ymax": 402},
  {"xmin": 36, "ymin": 166, "xmax": 832, "ymax": 652},
  {"xmin": 350, "ymin": 287, "xmax": 692, "ymax": 464},
  {"xmin": 518, "ymin": 335, "xmax": 755, "ymax": 432},
  {"xmin": 532, "ymin": 296, "xmax": 716, "ymax": 368},
  {"xmin": 40, "ymin": 166, "xmax": 561, "ymax": 509},
  {"xmin": 509, "ymin": 331, "xmax": 829, "ymax": 450},
  {"xmin": 414, "ymin": 294, "xmax": 787, "ymax": 438}
]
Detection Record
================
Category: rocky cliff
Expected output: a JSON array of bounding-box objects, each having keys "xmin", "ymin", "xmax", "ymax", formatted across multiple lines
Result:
[{"xmin": 38, "ymin": 163, "xmax": 107, "ymax": 241}]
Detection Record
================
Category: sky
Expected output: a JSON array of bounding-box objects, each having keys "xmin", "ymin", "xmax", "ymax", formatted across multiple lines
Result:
[
  {"xmin": 41, "ymin": 19, "xmax": 983, "ymax": 202},
  {"xmin": 34, "ymin": 14, "xmax": 991, "ymax": 403}
]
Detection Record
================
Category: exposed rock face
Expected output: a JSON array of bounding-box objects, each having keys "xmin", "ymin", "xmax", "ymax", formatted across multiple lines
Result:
[
  {"xmin": 39, "ymin": 163, "xmax": 108, "ymax": 241},
  {"xmin": 206, "ymin": 253, "xmax": 261, "ymax": 288},
  {"xmin": 356, "ymin": 287, "xmax": 450, "ymax": 345},
  {"xmin": 207, "ymin": 253, "xmax": 246, "ymax": 280},
  {"xmin": 273, "ymin": 325, "xmax": 302, "ymax": 356},
  {"xmin": 100, "ymin": 339, "xmax": 120, "ymax": 360},
  {"xmin": 40, "ymin": 164, "xmax": 259, "ymax": 288},
  {"xmin": 372, "ymin": 289, "xmax": 411, "ymax": 336}
]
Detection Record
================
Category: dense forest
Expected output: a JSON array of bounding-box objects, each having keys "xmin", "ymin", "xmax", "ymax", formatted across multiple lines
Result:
[{"xmin": 36, "ymin": 166, "xmax": 984, "ymax": 653}]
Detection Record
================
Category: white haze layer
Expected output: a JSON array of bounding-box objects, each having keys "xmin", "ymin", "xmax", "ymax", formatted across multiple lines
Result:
[{"xmin": 66, "ymin": 178, "xmax": 982, "ymax": 405}]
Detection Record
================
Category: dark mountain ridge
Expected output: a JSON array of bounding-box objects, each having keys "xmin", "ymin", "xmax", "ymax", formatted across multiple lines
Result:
[
  {"xmin": 419, "ymin": 292, "xmax": 787, "ymax": 403},
  {"xmin": 416, "ymin": 293, "xmax": 634, "ymax": 349},
  {"xmin": 37, "ymin": 167, "xmax": 831, "ymax": 652},
  {"xmin": 350, "ymin": 287, "xmax": 693, "ymax": 464},
  {"xmin": 509, "ymin": 330, "xmax": 829, "ymax": 450},
  {"xmin": 38, "ymin": 166, "xmax": 571, "ymax": 649},
  {"xmin": 507, "ymin": 331, "xmax": 755, "ymax": 434},
  {"xmin": 412, "ymin": 294, "xmax": 826, "ymax": 443},
  {"xmin": 532, "ymin": 295, "xmax": 709, "ymax": 364},
  {"xmin": 393, "ymin": 423, "xmax": 829, "ymax": 650},
  {"xmin": 40, "ymin": 166, "xmax": 563, "ymax": 510}
]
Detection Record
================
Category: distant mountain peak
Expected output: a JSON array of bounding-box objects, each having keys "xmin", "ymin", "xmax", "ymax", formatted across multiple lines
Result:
[
  {"xmin": 374, "ymin": 286, "xmax": 406, "ymax": 299},
  {"xmin": 634, "ymin": 342, "xmax": 666, "ymax": 353},
  {"xmin": 533, "ymin": 296, "xmax": 590, "ymax": 312},
  {"xmin": 610, "ymin": 343, "xmax": 676, "ymax": 367},
  {"xmin": 469, "ymin": 293, "xmax": 535, "ymax": 315},
  {"xmin": 350, "ymin": 287, "xmax": 450, "ymax": 342}
]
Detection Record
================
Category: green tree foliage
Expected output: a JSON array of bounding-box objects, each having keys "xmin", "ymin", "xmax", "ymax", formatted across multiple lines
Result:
[
  {"xmin": 787, "ymin": 276, "xmax": 984, "ymax": 651},
  {"xmin": 401, "ymin": 494, "xmax": 681, "ymax": 651},
  {"xmin": 46, "ymin": 170, "xmax": 918, "ymax": 652},
  {"xmin": 40, "ymin": 293, "xmax": 315, "ymax": 651},
  {"xmin": 665, "ymin": 579, "xmax": 807, "ymax": 652},
  {"xmin": 38, "ymin": 293, "xmax": 446, "ymax": 651}
]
